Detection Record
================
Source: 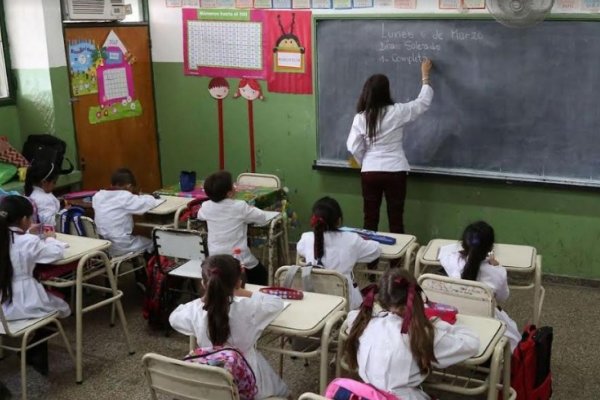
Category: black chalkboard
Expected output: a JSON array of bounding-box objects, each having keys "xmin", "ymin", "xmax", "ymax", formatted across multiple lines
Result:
[{"xmin": 315, "ymin": 18, "xmax": 600, "ymax": 186}]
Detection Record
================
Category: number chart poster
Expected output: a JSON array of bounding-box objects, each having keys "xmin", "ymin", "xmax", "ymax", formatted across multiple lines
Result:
[{"xmin": 183, "ymin": 8, "xmax": 267, "ymax": 79}]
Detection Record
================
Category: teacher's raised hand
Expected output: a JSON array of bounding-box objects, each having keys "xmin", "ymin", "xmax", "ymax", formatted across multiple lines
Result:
[{"xmin": 421, "ymin": 58, "xmax": 432, "ymax": 85}]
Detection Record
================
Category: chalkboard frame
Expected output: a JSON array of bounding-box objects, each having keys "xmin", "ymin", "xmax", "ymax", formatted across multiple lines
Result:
[{"xmin": 313, "ymin": 13, "xmax": 600, "ymax": 189}]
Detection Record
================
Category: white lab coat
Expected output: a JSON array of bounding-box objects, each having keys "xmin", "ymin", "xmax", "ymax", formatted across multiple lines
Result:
[
  {"xmin": 347, "ymin": 309, "xmax": 479, "ymax": 400},
  {"xmin": 198, "ymin": 199, "xmax": 269, "ymax": 269},
  {"xmin": 296, "ymin": 231, "xmax": 381, "ymax": 310},
  {"xmin": 92, "ymin": 190, "xmax": 162, "ymax": 256},
  {"xmin": 169, "ymin": 292, "xmax": 289, "ymax": 399},
  {"xmin": 347, "ymin": 84, "xmax": 433, "ymax": 172},
  {"xmin": 438, "ymin": 243, "xmax": 521, "ymax": 351},
  {"xmin": 2, "ymin": 228, "xmax": 70, "ymax": 320},
  {"xmin": 29, "ymin": 186, "xmax": 60, "ymax": 227}
]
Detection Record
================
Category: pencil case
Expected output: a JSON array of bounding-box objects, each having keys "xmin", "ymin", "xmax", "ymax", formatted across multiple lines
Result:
[
  {"xmin": 259, "ymin": 287, "xmax": 304, "ymax": 300},
  {"xmin": 340, "ymin": 227, "xmax": 397, "ymax": 245},
  {"xmin": 424, "ymin": 301, "xmax": 458, "ymax": 324}
]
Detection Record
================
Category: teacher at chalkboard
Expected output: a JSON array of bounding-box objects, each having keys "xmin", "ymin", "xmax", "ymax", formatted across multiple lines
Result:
[{"xmin": 346, "ymin": 58, "xmax": 433, "ymax": 234}]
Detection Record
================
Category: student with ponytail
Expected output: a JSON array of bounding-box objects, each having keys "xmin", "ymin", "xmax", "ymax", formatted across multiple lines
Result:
[
  {"xmin": 169, "ymin": 255, "xmax": 288, "ymax": 399},
  {"xmin": 439, "ymin": 221, "xmax": 520, "ymax": 351},
  {"xmin": 25, "ymin": 161, "xmax": 61, "ymax": 226},
  {"xmin": 345, "ymin": 269, "xmax": 479, "ymax": 400},
  {"xmin": 297, "ymin": 196, "xmax": 381, "ymax": 309}
]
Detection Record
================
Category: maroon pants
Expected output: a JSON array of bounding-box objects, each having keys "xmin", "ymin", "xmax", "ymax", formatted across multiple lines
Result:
[{"xmin": 361, "ymin": 171, "xmax": 407, "ymax": 234}]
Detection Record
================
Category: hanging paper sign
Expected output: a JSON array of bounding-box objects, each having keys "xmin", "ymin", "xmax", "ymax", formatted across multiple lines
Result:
[
  {"xmin": 556, "ymin": 0, "xmax": 579, "ymax": 10},
  {"xmin": 353, "ymin": 0, "xmax": 374, "ymax": 8},
  {"xmin": 311, "ymin": 0, "xmax": 332, "ymax": 8},
  {"xmin": 463, "ymin": 0, "xmax": 485, "ymax": 8},
  {"xmin": 68, "ymin": 40, "xmax": 99, "ymax": 96},
  {"xmin": 88, "ymin": 100, "xmax": 143, "ymax": 124},
  {"xmin": 439, "ymin": 0, "xmax": 459, "ymax": 8},
  {"xmin": 582, "ymin": 0, "xmax": 600, "ymax": 10},
  {"xmin": 254, "ymin": 0, "xmax": 273, "ymax": 7},
  {"xmin": 273, "ymin": 13, "xmax": 305, "ymax": 73},
  {"xmin": 394, "ymin": 0, "xmax": 416, "ymax": 7}
]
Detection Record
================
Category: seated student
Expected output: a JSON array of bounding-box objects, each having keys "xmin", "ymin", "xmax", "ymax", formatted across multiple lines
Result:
[
  {"xmin": 345, "ymin": 269, "xmax": 479, "ymax": 400},
  {"xmin": 92, "ymin": 168, "xmax": 163, "ymax": 257},
  {"xmin": 0, "ymin": 195, "xmax": 71, "ymax": 375},
  {"xmin": 170, "ymin": 255, "xmax": 288, "ymax": 399},
  {"xmin": 25, "ymin": 161, "xmax": 61, "ymax": 227},
  {"xmin": 198, "ymin": 170, "xmax": 271, "ymax": 285},
  {"xmin": 296, "ymin": 196, "xmax": 381, "ymax": 310},
  {"xmin": 438, "ymin": 221, "xmax": 521, "ymax": 351}
]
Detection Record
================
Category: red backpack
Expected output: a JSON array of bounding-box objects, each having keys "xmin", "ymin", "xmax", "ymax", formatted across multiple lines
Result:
[
  {"xmin": 511, "ymin": 324, "xmax": 553, "ymax": 400},
  {"xmin": 142, "ymin": 255, "xmax": 177, "ymax": 329}
]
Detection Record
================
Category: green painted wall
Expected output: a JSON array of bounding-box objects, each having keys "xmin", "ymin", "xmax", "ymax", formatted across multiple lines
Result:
[
  {"xmin": 0, "ymin": 104, "xmax": 21, "ymax": 147},
  {"xmin": 13, "ymin": 67, "xmax": 77, "ymax": 163},
  {"xmin": 154, "ymin": 61, "xmax": 599, "ymax": 279}
]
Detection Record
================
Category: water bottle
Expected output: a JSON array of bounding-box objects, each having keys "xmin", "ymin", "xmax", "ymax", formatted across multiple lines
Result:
[{"xmin": 232, "ymin": 248, "xmax": 247, "ymax": 288}]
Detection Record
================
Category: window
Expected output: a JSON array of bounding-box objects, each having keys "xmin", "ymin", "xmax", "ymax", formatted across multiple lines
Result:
[{"xmin": 0, "ymin": 2, "xmax": 13, "ymax": 102}]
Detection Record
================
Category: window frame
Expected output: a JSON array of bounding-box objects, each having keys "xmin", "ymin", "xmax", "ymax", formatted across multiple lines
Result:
[{"xmin": 0, "ymin": 1, "xmax": 15, "ymax": 105}]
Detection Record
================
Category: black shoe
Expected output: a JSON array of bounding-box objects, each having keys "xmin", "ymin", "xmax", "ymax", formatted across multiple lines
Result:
[
  {"xmin": 26, "ymin": 341, "xmax": 49, "ymax": 376},
  {"xmin": 0, "ymin": 381, "xmax": 11, "ymax": 399}
]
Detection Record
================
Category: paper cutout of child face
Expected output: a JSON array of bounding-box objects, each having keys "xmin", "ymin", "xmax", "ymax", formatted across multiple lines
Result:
[
  {"xmin": 208, "ymin": 77, "xmax": 230, "ymax": 100},
  {"xmin": 234, "ymin": 79, "xmax": 265, "ymax": 101}
]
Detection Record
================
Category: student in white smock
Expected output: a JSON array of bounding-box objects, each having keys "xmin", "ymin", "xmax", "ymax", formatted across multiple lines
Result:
[
  {"xmin": 197, "ymin": 170, "xmax": 271, "ymax": 285},
  {"xmin": 0, "ymin": 195, "xmax": 70, "ymax": 320},
  {"xmin": 92, "ymin": 168, "xmax": 163, "ymax": 257},
  {"xmin": 25, "ymin": 161, "xmax": 61, "ymax": 227},
  {"xmin": 345, "ymin": 269, "xmax": 479, "ymax": 400},
  {"xmin": 438, "ymin": 220, "xmax": 521, "ymax": 351},
  {"xmin": 297, "ymin": 196, "xmax": 381, "ymax": 310},
  {"xmin": 169, "ymin": 254, "xmax": 288, "ymax": 399}
]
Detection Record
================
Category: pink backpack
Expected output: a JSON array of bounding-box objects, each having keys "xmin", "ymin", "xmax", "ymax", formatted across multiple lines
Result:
[
  {"xmin": 184, "ymin": 346, "xmax": 258, "ymax": 400},
  {"xmin": 325, "ymin": 378, "xmax": 399, "ymax": 400}
]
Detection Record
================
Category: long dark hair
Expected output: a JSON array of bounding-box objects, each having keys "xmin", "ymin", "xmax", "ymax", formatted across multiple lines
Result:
[
  {"xmin": 0, "ymin": 196, "xmax": 34, "ymax": 304},
  {"xmin": 356, "ymin": 74, "xmax": 394, "ymax": 142},
  {"xmin": 310, "ymin": 196, "xmax": 342, "ymax": 264},
  {"xmin": 345, "ymin": 269, "xmax": 436, "ymax": 374},
  {"xmin": 24, "ymin": 161, "xmax": 59, "ymax": 196},
  {"xmin": 201, "ymin": 254, "xmax": 242, "ymax": 346},
  {"xmin": 460, "ymin": 221, "xmax": 495, "ymax": 281}
]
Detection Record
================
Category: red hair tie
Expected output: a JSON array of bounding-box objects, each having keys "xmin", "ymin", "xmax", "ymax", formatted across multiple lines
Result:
[
  {"xmin": 361, "ymin": 284, "xmax": 378, "ymax": 309},
  {"xmin": 392, "ymin": 277, "xmax": 422, "ymax": 334},
  {"xmin": 208, "ymin": 268, "xmax": 221, "ymax": 277},
  {"xmin": 310, "ymin": 215, "xmax": 325, "ymax": 228}
]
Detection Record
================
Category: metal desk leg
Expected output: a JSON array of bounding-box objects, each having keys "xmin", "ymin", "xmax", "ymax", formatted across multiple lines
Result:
[
  {"xmin": 414, "ymin": 246, "xmax": 426, "ymax": 278},
  {"xmin": 534, "ymin": 255, "xmax": 544, "ymax": 326},
  {"xmin": 319, "ymin": 311, "xmax": 346, "ymax": 394},
  {"xmin": 487, "ymin": 337, "xmax": 507, "ymax": 400},
  {"xmin": 403, "ymin": 242, "xmax": 420, "ymax": 275}
]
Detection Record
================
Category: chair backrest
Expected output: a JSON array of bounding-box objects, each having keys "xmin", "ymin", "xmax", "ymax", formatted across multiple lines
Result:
[
  {"xmin": 236, "ymin": 173, "xmax": 281, "ymax": 189},
  {"xmin": 153, "ymin": 228, "xmax": 208, "ymax": 261},
  {"xmin": 142, "ymin": 353, "xmax": 239, "ymax": 400},
  {"xmin": 78, "ymin": 216, "xmax": 99, "ymax": 239},
  {"xmin": 417, "ymin": 273, "xmax": 496, "ymax": 317},
  {"xmin": 275, "ymin": 265, "xmax": 349, "ymax": 310}
]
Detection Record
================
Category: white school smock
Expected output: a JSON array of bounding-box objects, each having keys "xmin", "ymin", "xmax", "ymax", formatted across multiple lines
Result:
[
  {"xmin": 347, "ymin": 309, "xmax": 479, "ymax": 400},
  {"xmin": 2, "ymin": 229, "xmax": 71, "ymax": 320},
  {"xmin": 197, "ymin": 199, "xmax": 269, "ymax": 269},
  {"xmin": 346, "ymin": 84, "xmax": 433, "ymax": 172},
  {"xmin": 169, "ymin": 291, "xmax": 288, "ymax": 399},
  {"xmin": 438, "ymin": 243, "xmax": 521, "ymax": 351},
  {"xmin": 92, "ymin": 190, "xmax": 162, "ymax": 256},
  {"xmin": 296, "ymin": 230, "xmax": 381, "ymax": 310},
  {"xmin": 29, "ymin": 186, "xmax": 60, "ymax": 226}
]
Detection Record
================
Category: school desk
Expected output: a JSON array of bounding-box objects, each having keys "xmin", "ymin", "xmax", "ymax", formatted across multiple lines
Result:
[
  {"xmin": 415, "ymin": 239, "xmax": 545, "ymax": 326},
  {"xmin": 135, "ymin": 195, "xmax": 192, "ymax": 228},
  {"xmin": 41, "ymin": 233, "xmax": 135, "ymax": 383},
  {"xmin": 335, "ymin": 313, "xmax": 511, "ymax": 400},
  {"xmin": 249, "ymin": 284, "xmax": 347, "ymax": 394}
]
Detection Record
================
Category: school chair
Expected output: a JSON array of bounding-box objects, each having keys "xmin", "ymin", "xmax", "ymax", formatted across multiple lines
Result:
[
  {"xmin": 298, "ymin": 393, "xmax": 329, "ymax": 400},
  {"xmin": 274, "ymin": 265, "xmax": 350, "ymax": 311},
  {"xmin": 142, "ymin": 352, "xmax": 288, "ymax": 400},
  {"xmin": 153, "ymin": 227, "xmax": 208, "ymax": 300},
  {"xmin": 0, "ymin": 307, "xmax": 74, "ymax": 400},
  {"xmin": 417, "ymin": 273, "xmax": 496, "ymax": 317},
  {"xmin": 237, "ymin": 172, "xmax": 290, "ymax": 281}
]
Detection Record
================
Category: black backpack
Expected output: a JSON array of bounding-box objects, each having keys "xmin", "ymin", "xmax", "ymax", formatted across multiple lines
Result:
[{"xmin": 22, "ymin": 134, "xmax": 74, "ymax": 175}]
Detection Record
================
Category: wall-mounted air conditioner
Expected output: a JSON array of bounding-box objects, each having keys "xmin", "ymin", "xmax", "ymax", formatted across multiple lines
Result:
[{"xmin": 63, "ymin": 0, "xmax": 130, "ymax": 21}]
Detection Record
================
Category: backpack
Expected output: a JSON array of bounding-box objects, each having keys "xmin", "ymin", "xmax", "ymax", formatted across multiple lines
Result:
[
  {"xmin": 57, "ymin": 207, "xmax": 87, "ymax": 236},
  {"xmin": 22, "ymin": 134, "xmax": 74, "ymax": 175},
  {"xmin": 325, "ymin": 378, "xmax": 399, "ymax": 400},
  {"xmin": 511, "ymin": 324, "xmax": 553, "ymax": 400},
  {"xmin": 184, "ymin": 346, "xmax": 258, "ymax": 400},
  {"xmin": 142, "ymin": 255, "xmax": 177, "ymax": 329}
]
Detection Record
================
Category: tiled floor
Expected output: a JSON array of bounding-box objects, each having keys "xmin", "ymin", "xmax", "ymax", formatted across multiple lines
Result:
[{"xmin": 0, "ymin": 271, "xmax": 596, "ymax": 399}]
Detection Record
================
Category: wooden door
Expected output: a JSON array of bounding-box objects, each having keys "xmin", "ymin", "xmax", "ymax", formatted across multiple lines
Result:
[{"xmin": 65, "ymin": 25, "xmax": 161, "ymax": 192}]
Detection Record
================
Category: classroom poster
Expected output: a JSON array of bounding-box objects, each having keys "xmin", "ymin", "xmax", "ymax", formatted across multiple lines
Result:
[
  {"xmin": 333, "ymin": 0, "xmax": 352, "ymax": 8},
  {"xmin": 68, "ymin": 40, "xmax": 100, "ymax": 96},
  {"xmin": 254, "ymin": 0, "xmax": 273, "ymax": 8},
  {"xmin": 183, "ymin": 8, "xmax": 267, "ymax": 79},
  {"xmin": 462, "ymin": 0, "xmax": 484, "ymax": 8},
  {"xmin": 292, "ymin": 0, "xmax": 311, "ymax": 8},
  {"xmin": 182, "ymin": 0, "xmax": 201, "ymax": 6},
  {"xmin": 556, "ymin": 0, "xmax": 580, "ymax": 10},
  {"xmin": 439, "ymin": 0, "xmax": 459, "ymax": 8},
  {"xmin": 353, "ymin": 0, "xmax": 374, "ymax": 8},
  {"xmin": 166, "ymin": 0, "xmax": 183, "ymax": 6},
  {"xmin": 88, "ymin": 31, "xmax": 143, "ymax": 124},
  {"xmin": 272, "ymin": 0, "xmax": 292, "ymax": 7},
  {"xmin": 311, "ymin": 0, "xmax": 332, "ymax": 8},
  {"xmin": 581, "ymin": 0, "xmax": 600, "ymax": 10},
  {"xmin": 266, "ymin": 10, "xmax": 312, "ymax": 94},
  {"xmin": 394, "ymin": 0, "xmax": 416, "ymax": 8},
  {"xmin": 235, "ymin": 0, "xmax": 254, "ymax": 7},
  {"xmin": 375, "ymin": 0, "xmax": 394, "ymax": 8}
]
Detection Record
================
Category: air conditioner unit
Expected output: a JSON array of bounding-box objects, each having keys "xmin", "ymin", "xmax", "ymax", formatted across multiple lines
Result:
[{"xmin": 63, "ymin": 0, "xmax": 130, "ymax": 21}]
